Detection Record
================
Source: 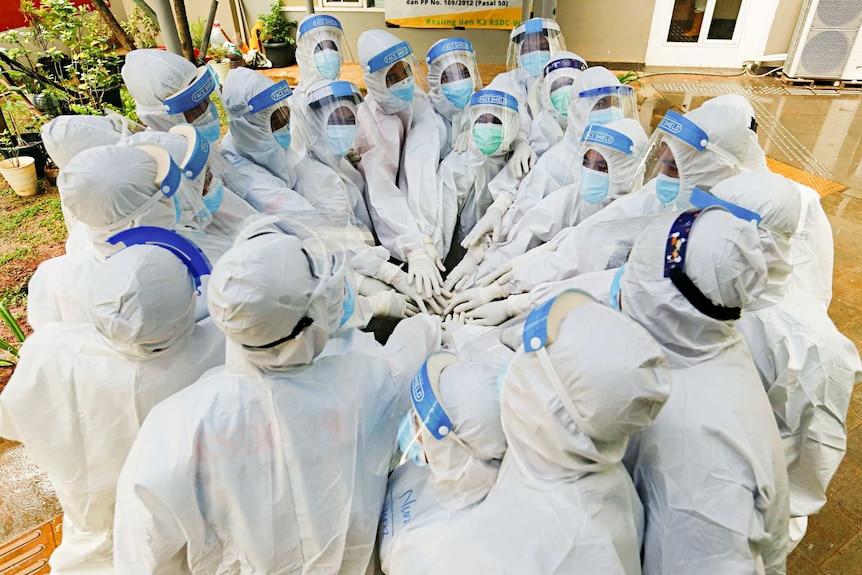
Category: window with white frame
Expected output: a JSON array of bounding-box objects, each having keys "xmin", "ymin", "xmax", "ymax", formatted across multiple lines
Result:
[{"xmin": 318, "ymin": 0, "xmax": 384, "ymax": 10}]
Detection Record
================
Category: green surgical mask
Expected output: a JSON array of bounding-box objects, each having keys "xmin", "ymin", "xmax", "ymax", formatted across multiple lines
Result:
[
  {"xmin": 550, "ymin": 89, "xmax": 570, "ymax": 117},
  {"xmin": 472, "ymin": 123, "xmax": 504, "ymax": 156}
]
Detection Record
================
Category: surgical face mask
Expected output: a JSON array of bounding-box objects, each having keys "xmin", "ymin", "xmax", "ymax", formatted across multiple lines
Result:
[
  {"xmin": 192, "ymin": 104, "xmax": 221, "ymax": 143},
  {"xmin": 313, "ymin": 49, "xmax": 341, "ymax": 80},
  {"xmin": 472, "ymin": 123, "xmax": 504, "ymax": 156},
  {"xmin": 550, "ymin": 88, "xmax": 571, "ymax": 117},
  {"xmin": 339, "ymin": 280, "xmax": 355, "ymax": 327},
  {"xmin": 273, "ymin": 125, "xmax": 292, "ymax": 150},
  {"xmin": 588, "ymin": 107, "xmax": 624, "ymax": 126},
  {"xmin": 441, "ymin": 78, "xmax": 474, "ymax": 110},
  {"xmin": 326, "ymin": 124, "xmax": 356, "ymax": 157},
  {"xmin": 580, "ymin": 166, "xmax": 610, "ymax": 204},
  {"xmin": 398, "ymin": 412, "xmax": 427, "ymax": 467},
  {"xmin": 389, "ymin": 76, "xmax": 415, "ymax": 102},
  {"xmin": 655, "ymin": 173, "xmax": 681, "ymax": 204},
  {"xmin": 520, "ymin": 50, "xmax": 550, "ymax": 77},
  {"xmin": 203, "ymin": 177, "xmax": 224, "ymax": 215},
  {"xmin": 610, "ymin": 263, "xmax": 625, "ymax": 310},
  {"xmin": 173, "ymin": 195, "xmax": 182, "ymax": 223}
]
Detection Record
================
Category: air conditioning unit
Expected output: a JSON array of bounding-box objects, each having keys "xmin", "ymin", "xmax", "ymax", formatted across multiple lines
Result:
[{"xmin": 785, "ymin": 0, "xmax": 862, "ymax": 81}]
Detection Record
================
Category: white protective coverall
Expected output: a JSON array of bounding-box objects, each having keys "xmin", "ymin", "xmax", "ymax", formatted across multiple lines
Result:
[
  {"xmin": 428, "ymin": 293, "xmax": 672, "ymax": 574},
  {"xmin": 40, "ymin": 113, "xmax": 144, "ymax": 248},
  {"xmin": 620, "ymin": 209, "xmax": 790, "ymax": 575},
  {"xmin": 354, "ymin": 29, "xmax": 447, "ymax": 284},
  {"xmin": 578, "ymin": 99, "xmax": 750, "ymax": 227},
  {"xmin": 220, "ymin": 67, "xmax": 319, "ymax": 214},
  {"xmin": 113, "ymin": 232, "xmax": 441, "ymax": 574},
  {"xmin": 121, "ymin": 49, "xmax": 200, "ymax": 131},
  {"xmin": 0, "ymin": 244, "xmax": 224, "ymax": 575},
  {"xmin": 27, "ymin": 145, "xmax": 231, "ymax": 329},
  {"xmin": 700, "ymin": 94, "xmax": 834, "ymax": 309},
  {"xmin": 707, "ymin": 172, "xmax": 861, "ymax": 531},
  {"xmin": 478, "ymin": 118, "xmax": 649, "ymax": 276},
  {"xmin": 500, "ymin": 66, "xmax": 632, "ymax": 234},
  {"xmin": 379, "ymin": 360, "xmax": 506, "ymax": 574},
  {"xmin": 525, "ymin": 51, "xmax": 587, "ymax": 157}
]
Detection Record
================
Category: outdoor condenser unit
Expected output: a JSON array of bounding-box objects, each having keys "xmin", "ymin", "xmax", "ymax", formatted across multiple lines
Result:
[{"xmin": 784, "ymin": 0, "xmax": 862, "ymax": 81}]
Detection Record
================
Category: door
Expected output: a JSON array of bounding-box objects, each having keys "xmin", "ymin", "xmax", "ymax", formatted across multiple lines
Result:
[{"xmin": 646, "ymin": 0, "xmax": 780, "ymax": 68}]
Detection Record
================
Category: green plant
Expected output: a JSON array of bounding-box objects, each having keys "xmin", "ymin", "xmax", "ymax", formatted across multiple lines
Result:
[
  {"xmin": 207, "ymin": 44, "xmax": 229, "ymax": 63},
  {"xmin": 190, "ymin": 17, "xmax": 206, "ymax": 49},
  {"xmin": 121, "ymin": 5, "xmax": 158, "ymax": 49},
  {"xmin": 0, "ymin": 301, "xmax": 26, "ymax": 366},
  {"xmin": 259, "ymin": 0, "xmax": 297, "ymax": 45},
  {"xmin": 617, "ymin": 71, "xmax": 642, "ymax": 86}
]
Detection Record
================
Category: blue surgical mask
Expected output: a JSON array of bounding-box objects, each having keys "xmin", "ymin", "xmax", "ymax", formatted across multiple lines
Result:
[
  {"xmin": 202, "ymin": 177, "xmax": 224, "ymax": 214},
  {"xmin": 339, "ymin": 280, "xmax": 355, "ymax": 327},
  {"xmin": 313, "ymin": 49, "xmax": 341, "ymax": 80},
  {"xmin": 173, "ymin": 195, "xmax": 182, "ymax": 223},
  {"xmin": 397, "ymin": 412, "xmax": 427, "ymax": 467},
  {"xmin": 520, "ymin": 50, "xmax": 550, "ymax": 77},
  {"xmin": 326, "ymin": 124, "xmax": 356, "ymax": 157},
  {"xmin": 588, "ymin": 107, "xmax": 624, "ymax": 126},
  {"xmin": 610, "ymin": 263, "xmax": 626, "ymax": 311},
  {"xmin": 273, "ymin": 125, "xmax": 292, "ymax": 150},
  {"xmin": 192, "ymin": 103, "xmax": 221, "ymax": 143},
  {"xmin": 389, "ymin": 76, "xmax": 415, "ymax": 102},
  {"xmin": 580, "ymin": 166, "xmax": 610, "ymax": 204},
  {"xmin": 441, "ymin": 78, "xmax": 474, "ymax": 110},
  {"xmin": 655, "ymin": 173, "xmax": 681, "ymax": 204}
]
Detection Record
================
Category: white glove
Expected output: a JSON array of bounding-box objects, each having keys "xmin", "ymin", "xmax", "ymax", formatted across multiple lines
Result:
[
  {"xmin": 477, "ymin": 241, "xmax": 556, "ymax": 287},
  {"xmin": 464, "ymin": 293, "xmax": 530, "ymax": 326},
  {"xmin": 443, "ymin": 242, "xmax": 487, "ymax": 293},
  {"xmin": 369, "ymin": 290, "xmax": 420, "ymax": 319},
  {"xmin": 444, "ymin": 283, "xmax": 510, "ymax": 316},
  {"xmin": 378, "ymin": 261, "xmax": 440, "ymax": 315},
  {"xmin": 461, "ymin": 194, "xmax": 514, "ymax": 248},
  {"xmin": 508, "ymin": 137, "xmax": 536, "ymax": 179},
  {"xmin": 452, "ymin": 130, "xmax": 472, "ymax": 154},
  {"xmin": 356, "ymin": 274, "xmax": 392, "ymax": 296},
  {"xmin": 407, "ymin": 249, "xmax": 444, "ymax": 298},
  {"xmin": 423, "ymin": 235, "xmax": 446, "ymax": 273}
]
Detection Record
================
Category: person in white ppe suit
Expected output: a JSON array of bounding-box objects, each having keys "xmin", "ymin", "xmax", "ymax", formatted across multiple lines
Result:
[
  {"xmin": 294, "ymin": 14, "xmax": 347, "ymax": 93},
  {"xmin": 28, "ymin": 145, "xmax": 232, "ymax": 329},
  {"xmin": 620, "ymin": 208, "xmax": 789, "ymax": 574},
  {"xmin": 701, "ymin": 94, "xmax": 834, "ymax": 309},
  {"xmin": 40, "ymin": 113, "xmax": 146, "ymax": 251},
  {"xmin": 113, "ymin": 230, "xmax": 441, "ymax": 574},
  {"xmin": 429, "ymin": 290, "xmax": 672, "ymax": 574},
  {"xmin": 379, "ymin": 356, "xmax": 506, "ymax": 574},
  {"xmin": 291, "ymin": 79, "xmax": 374, "ymax": 230},
  {"xmin": 425, "ymin": 37, "xmax": 483, "ymax": 158},
  {"xmin": 581, "ymin": 101, "xmax": 750, "ymax": 227},
  {"xmin": 694, "ymin": 172, "xmax": 861, "ymax": 549},
  {"xmin": 122, "ymin": 49, "xmax": 223, "ymax": 142},
  {"xmin": 354, "ymin": 30, "xmax": 447, "ymax": 299},
  {"xmin": 219, "ymin": 67, "xmax": 317, "ymax": 214},
  {"xmin": 498, "ymin": 66, "xmax": 639, "ymax": 236},
  {"xmin": 525, "ymin": 51, "xmax": 588, "ymax": 157},
  {"xmin": 0, "ymin": 239, "xmax": 224, "ymax": 575}
]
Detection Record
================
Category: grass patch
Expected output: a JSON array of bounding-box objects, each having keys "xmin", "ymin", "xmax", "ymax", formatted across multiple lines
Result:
[{"xmin": 0, "ymin": 246, "xmax": 34, "ymax": 267}]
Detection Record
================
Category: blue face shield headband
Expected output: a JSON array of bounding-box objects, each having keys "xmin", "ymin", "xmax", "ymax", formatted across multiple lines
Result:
[
  {"xmin": 664, "ymin": 209, "xmax": 742, "ymax": 321},
  {"xmin": 543, "ymin": 57, "xmax": 588, "ymax": 77},
  {"xmin": 656, "ymin": 110, "xmax": 744, "ymax": 169},
  {"xmin": 299, "ymin": 14, "xmax": 343, "ymax": 37},
  {"xmin": 168, "ymin": 124, "xmax": 210, "ymax": 180},
  {"xmin": 523, "ymin": 290, "xmax": 596, "ymax": 425},
  {"xmin": 689, "ymin": 185, "xmax": 762, "ymax": 226},
  {"xmin": 470, "ymin": 89, "xmax": 519, "ymax": 113},
  {"xmin": 247, "ymin": 80, "xmax": 293, "ymax": 114},
  {"xmin": 426, "ymin": 37, "xmax": 475, "ymax": 66},
  {"xmin": 366, "ymin": 41, "xmax": 413, "ymax": 74},
  {"xmin": 581, "ymin": 124, "xmax": 636, "ymax": 156},
  {"xmin": 163, "ymin": 67, "xmax": 217, "ymax": 115},
  {"xmin": 106, "ymin": 226, "xmax": 212, "ymax": 292}
]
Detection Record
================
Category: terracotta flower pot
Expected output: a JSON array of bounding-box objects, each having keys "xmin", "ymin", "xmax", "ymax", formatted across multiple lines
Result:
[{"xmin": 0, "ymin": 157, "xmax": 38, "ymax": 197}]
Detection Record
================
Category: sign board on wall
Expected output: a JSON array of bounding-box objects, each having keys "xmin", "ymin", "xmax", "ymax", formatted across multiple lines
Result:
[
  {"xmin": 1, "ymin": 0, "xmax": 96, "ymax": 33},
  {"xmin": 385, "ymin": 0, "xmax": 523, "ymax": 30}
]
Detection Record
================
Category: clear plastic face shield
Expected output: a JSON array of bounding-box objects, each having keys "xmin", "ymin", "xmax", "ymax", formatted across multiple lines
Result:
[
  {"xmin": 426, "ymin": 38, "xmax": 483, "ymax": 111},
  {"xmin": 298, "ymin": 15, "xmax": 349, "ymax": 82},
  {"xmin": 578, "ymin": 124, "xmax": 640, "ymax": 204},
  {"xmin": 167, "ymin": 124, "xmax": 232, "ymax": 218},
  {"xmin": 577, "ymin": 84, "xmax": 638, "ymax": 127},
  {"xmin": 243, "ymin": 79, "xmax": 294, "ymax": 150},
  {"xmin": 543, "ymin": 56, "xmax": 588, "ymax": 119},
  {"xmin": 365, "ymin": 40, "xmax": 428, "ymax": 104},
  {"xmin": 163, "ymin": 66, "xmax": 222, "ymax": 143},
  {"xmin": 307, "ymin": 80, "xmax": 364, "ymax": 157},
  {"xmin": 469, "ymin": 89, "xmax": 520, "ymax": 157},
  {"xmin": 506, "ymin": 18, "xmax": 566, "ymax": 78},
  {"xmin": 400, "ymin": 352, "xmax": 498, "ymax": 468}
]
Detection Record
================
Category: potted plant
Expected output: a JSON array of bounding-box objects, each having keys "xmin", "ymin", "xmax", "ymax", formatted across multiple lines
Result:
[
  {"xmin": 259, "ymin": 0, "xmax": 297, "ymax": 68},
  {"xmin": 207, "ymin": 44, "xmax": 232, "ymax": 86},
  {"xmin": 0, "ymin": 98, "xmax": 48, "ymax": 179},
  {"xmin": 0, "ymin": 134, "xmax": 38, "ymax": 197}
]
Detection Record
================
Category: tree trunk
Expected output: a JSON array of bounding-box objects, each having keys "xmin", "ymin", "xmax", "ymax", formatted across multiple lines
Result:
[{"xmin": 90, "ymin": 0, "xmax": 137, "ymax": 52}]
